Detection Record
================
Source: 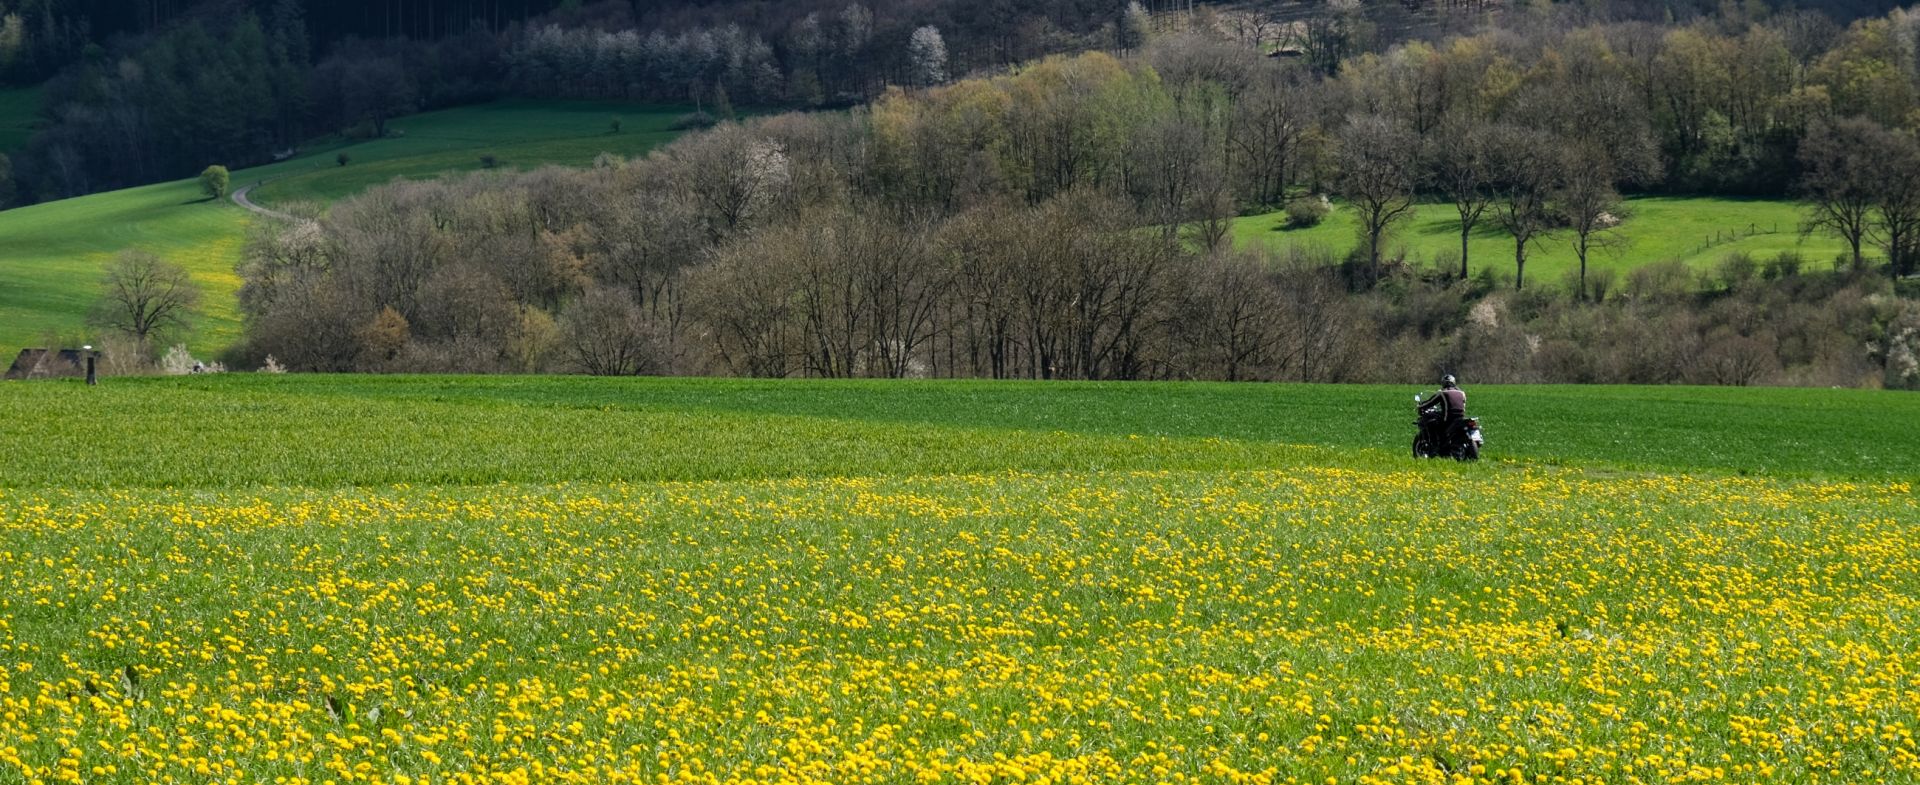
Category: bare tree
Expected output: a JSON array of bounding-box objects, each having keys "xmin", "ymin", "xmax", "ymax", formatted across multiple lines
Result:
[
  {"xmin": 936, "ymin": 203, "xmax": 1024, "ymax": 378},
  {"xmin": 687, "ymin": 243, "xmax": 800, "ymax": 378},
  {"xmin": 1428, "ymin": 118, "xmax": 1494, "ymax": 281},
  {"xmin": 1274, "ymin": 250, "xmax": 1361, "ymax": 382},
  {"xmin": 1132, "ymin": 95, "xmax": 1228, "ymax": 244},
  {"xmin": 560, "ymin": 287, "xmax": 659, "ymax": 376},
  {"xmin": 1799, "ymin": 117, "xmax": 1881, "ymax": 271},
  {"xmin": 1175, "ymin": 251, "xmax": 1284, "ymax": 381},
  {"xmin": 664, "ymin": 123, "xmax": 793, "ymax": 240},
  {"xmin": 1295, "ymin": 0, "xmax": 1371, "ymax": 76},
  {"xmin": 1869, "ymin": 129, "xmax": 1920, "ymax": 277},
  {"xmin": 90, "ymin": 250, "xmax": 203, "ymax": 350},
  {"xmin": 1488, "ymin": 125, "xmax": 1563, "ymax": 290},
  {"xmin": 1336, "ymin": 114, "xmax": 1420, "ymax": 286},
  {"xmin": 1231, "ymin": 74, "xmax": 1317, "ymax": 208},
  {"xmin": 1558, "ymin": 146, "xmax": 1626, "ymax": 302}
]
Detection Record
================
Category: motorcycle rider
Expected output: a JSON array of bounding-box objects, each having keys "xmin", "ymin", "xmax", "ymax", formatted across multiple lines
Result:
[{"xmin": 1417, "ymin": 374, "xmax": 1468, "ymax": 449}]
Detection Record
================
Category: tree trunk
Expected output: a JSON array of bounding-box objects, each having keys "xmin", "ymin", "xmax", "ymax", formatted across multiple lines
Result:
[
  {"xmin": 1576, "ymin": 239, "xmax": 1589, "ymax": 302},
  {"xmin": 1459, "ymin": 223, "xmax": 1470, "ymax": 280},
  {"xmin": 1514, "ymin": 240, "xmax": 1527, "ymax": 290}
]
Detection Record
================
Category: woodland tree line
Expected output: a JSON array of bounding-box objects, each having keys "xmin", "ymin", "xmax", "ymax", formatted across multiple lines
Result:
[
  {"xmin": 10, "ymin": 0, "xmax": 1920, "ymax": 205},
  {"xmin": 1, "ymin": 0, "xmax": 1149, "ymax": 203},
  {"xmin": 222, "ymin": 4, "xmax": 1920, "ymax": 388}
]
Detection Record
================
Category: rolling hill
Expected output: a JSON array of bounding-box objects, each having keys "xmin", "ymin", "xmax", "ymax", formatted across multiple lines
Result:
[{"xmin": 0, "ymin": 99, "xmax": 693, "ymax": 359}]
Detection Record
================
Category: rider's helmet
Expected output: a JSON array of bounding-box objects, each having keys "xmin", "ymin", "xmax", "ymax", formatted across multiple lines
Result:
[{"xmin": 1441, "ymin": 374, "xmax": 1457, "ymax": 388}]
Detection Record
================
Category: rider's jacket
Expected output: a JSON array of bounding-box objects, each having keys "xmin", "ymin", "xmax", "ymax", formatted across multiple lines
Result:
[{"xmin": 1421, "ymin": 388, "xmax": 1467, "ymax": 419}]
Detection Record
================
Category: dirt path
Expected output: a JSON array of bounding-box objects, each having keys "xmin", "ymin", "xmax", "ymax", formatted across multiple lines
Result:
[{"xmin": 231, "ymin": 182, "xmax": 294, "ymax": 221}]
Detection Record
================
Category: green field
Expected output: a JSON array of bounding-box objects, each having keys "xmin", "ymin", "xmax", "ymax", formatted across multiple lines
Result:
[
  {"xmin": 1236, "ymin": 196, "xmax": 1854, "ymax": 283},
  {"xmin": 0, "ymin": 85, "xmax": 39, "ymax": 154},
  {"xmin": 0, "ymin": 99, "xmax": 690, "ymax": 359},
  {"xmin": 0, "ymin": 377, "xmax": 1913, "ymax": 784},
  {"xmin": 237, "ymin": 99, "xmax": 692, "ymax": 207},
  {"xmin": 2, "ymin": 376, "xmax": 1915, "ymax": 487},
  {"xmin": 0, "ymin": 178, "xmax": 252, "ymax": 351}
]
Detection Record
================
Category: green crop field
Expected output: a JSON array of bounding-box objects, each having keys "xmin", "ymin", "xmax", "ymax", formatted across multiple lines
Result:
[
  {"xmin": 0, "ymin": 85, "xmax": 39, "ymax": 154},
  {"xmin": 1235, "ymin": 196, "xmax": 1855, "ymax": 284},
  {"xmin": 0, "ymin": 99, "xmax": 691, "ymax": 359},
  {"xmin": 2, "ymin": 376, "xmax": 1915, "ymax": 486},
  {"xmin": 0, "ymin": 376, "xmax": 1914, "ymax": 784}
]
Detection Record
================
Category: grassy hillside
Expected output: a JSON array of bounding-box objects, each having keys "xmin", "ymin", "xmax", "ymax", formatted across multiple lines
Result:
[
  {"xmin": 0, "ymin": 85, "xmax": 39, "ymax": 154},
  {"xmin": 1235, "ymin": 196, "xmax": 1854, "ymax": 284},
  {"xmin": 238, "ymin": 99, "xmax": 693, "ymax": 206},
  {"xmin": 0, "ymin": 99, "xmax": 690, "ymax": 358},
  {"xmin": 0, "ymin": 377, "xmax": 1913, "ymax": 784},
  {"xmin": 1, "ymin": 375, "xmax": 1913, "ymax": 487},
  {"xmin": 0, "ymin": 178, "xmax": 251, "ymax": 351}
]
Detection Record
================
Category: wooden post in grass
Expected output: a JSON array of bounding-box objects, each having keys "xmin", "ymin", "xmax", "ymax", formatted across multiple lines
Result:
[{"xmin": 83, "ymin": 345, "xmax": 96, "ymax": 386}]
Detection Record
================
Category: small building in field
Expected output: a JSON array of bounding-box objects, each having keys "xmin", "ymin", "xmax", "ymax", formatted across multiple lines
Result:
[{"xmin": 4, "ymin": 349, "xmax": 89, "ymax": 380}]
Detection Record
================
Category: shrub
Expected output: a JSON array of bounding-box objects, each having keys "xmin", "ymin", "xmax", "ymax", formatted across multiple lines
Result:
[
  {"xmin": 670, "ymin": 111, "xmax": 718, "ymax": 131},
  {"xmin": 479, "ymin": 154, "xmax": 499, "ymax": 169},
  {"xmin": 161, "ymin": 344, "xmax": 224, "ymax": 375},
  {"xmin": 1625, "ymin": 260, "xmax": 1694, "ymax": 301},
  {"xmin": 1588, "ymin": 267, "xmax": 1617, "ymax": 302},
  {"xmin": 199, "ymin": 165, "xmax": 230, "ymax": 200},
  {"xmin": 1763, "ymin": 252, "xmax": 1803, "ymax": 280},
  {"xmin": 1284, "ymin": 195, "xmax": 1330, "ymax": 229},
  {"xmin": 1716, "ymin": 252, "xmax": 1757, "ymax": 290},
  {"xmin": 336, "ymin": 152, "xmax": 351, "ymax": 167}
]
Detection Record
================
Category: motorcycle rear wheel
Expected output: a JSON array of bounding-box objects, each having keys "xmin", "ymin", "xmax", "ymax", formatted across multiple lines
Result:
[{"xmin": 1452, "ymin": 442, "xmax": 1480, "ymax": 462}]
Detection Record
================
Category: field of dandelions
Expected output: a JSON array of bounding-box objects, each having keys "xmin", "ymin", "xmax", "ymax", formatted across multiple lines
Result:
[{"xmin": 0, "ymin": 377, "xmax": 1915, "ymax": 785}]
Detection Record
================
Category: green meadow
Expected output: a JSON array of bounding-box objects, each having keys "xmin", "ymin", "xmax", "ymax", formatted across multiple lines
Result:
[
  {"xmin": 0, "ymin": 376, "xmax": 1913, "ymax": 784},
  {"xmin": 1235, "ymin": 196, "xmax": 1853, "ymax": 283},
  {"xmin": 0, "ymin": 99, "xmax": 692, "ymax": 358},
  {"xmin": 237, "ymin": 99, "xmax": 693, "ymax": 206},
  {"xmin": 1, "ymin": 375, "xmax": 1912, "ymax": 487}
]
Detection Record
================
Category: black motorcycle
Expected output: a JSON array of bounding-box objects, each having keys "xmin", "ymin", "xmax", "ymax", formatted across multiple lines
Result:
[{"xmin": 1411, "ymin": 392, "xmax": 1483, "ymax": 461}]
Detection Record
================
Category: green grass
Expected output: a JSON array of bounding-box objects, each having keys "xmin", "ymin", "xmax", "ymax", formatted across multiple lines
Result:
[
  {"xmin": 239, "ymin": 99, "xmax": 693, "ymax": 206},
  {"xmin": 0, "ymin": 99, "xmax": 690, "ymax": 358},
  {"xmin": 0, "ymin": 376, "xmax": 1914, "ymax": 783},
  {"xmin": 0, "ymin": 84, "xmax": 39, "ymax": 154},
  {"xmin": 1, "ymin": 375, "xmax": 1913, "ymax": 487},
  {"xmin": 0, "ymin": 178, "xmax": 252, "ymax": 354},
  {"xmin": 1236, "ymin": 196, "xmax": 1855, "ymax": 284}
]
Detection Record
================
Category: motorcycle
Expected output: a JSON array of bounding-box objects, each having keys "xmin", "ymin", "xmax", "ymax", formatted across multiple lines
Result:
[{"xmin": 1411, "ymin": 392, "xmax": 1482, "ymax": 461}]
